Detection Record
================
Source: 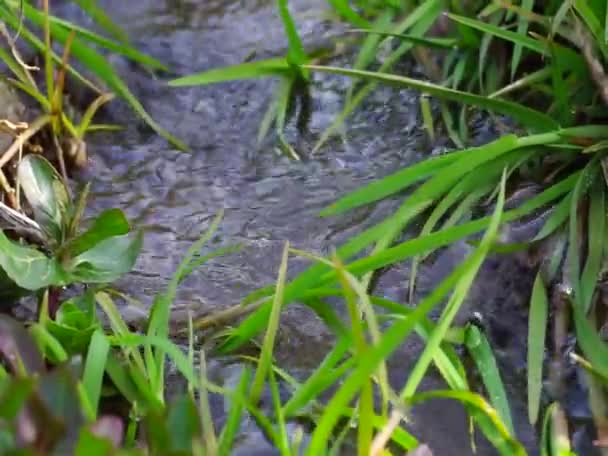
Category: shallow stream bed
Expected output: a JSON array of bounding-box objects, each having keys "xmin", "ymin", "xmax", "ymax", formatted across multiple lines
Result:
[{"xmin": 51, "ymin": 1, "xmax": 548, "ymax": 453}]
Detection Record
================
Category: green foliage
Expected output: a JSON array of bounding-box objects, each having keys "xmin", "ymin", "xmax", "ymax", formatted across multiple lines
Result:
[{"xmin": 0, "ymin": 155, "xmax": 141, "ymax": 295}]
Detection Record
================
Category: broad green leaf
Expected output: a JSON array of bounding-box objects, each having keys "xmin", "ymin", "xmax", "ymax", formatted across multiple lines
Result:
[
  {"xmin": 46, "ymin": 298, "xmax": 98, "ymax": 355},
  {"xmin": 64, "ymin": 209, "xmax": 130, "ymax": 258},
  {"xmin": 304, "ymin": 65, "xmax": 559, "ymax": 131},
  {"xmin": 528, "ymin": 272, "xmax": 549, "ymax": 425},
  {"xmin": 18, "ymin": 154, "xmax": 71, "ymax": 244},
  {"xmin": 75, "ymin": 428, "xmax": 116, "ymax": 455},
  {"xmin": 0, "ymin": 231, "xmax": 66, "ymax": 289},
  {"xmin": 169, "ymin": 58, "xmax": 291, "ymax": 87},
  {"xmin": 67, "ymin": 232, "xmax": 143, "ymax": 283}
]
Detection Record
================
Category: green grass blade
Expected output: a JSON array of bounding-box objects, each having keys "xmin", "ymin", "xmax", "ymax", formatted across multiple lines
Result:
[
  {"xmin": 72, "ymin": 0, "xmax": 129, "ymax": 43},
  {"xmin": 306, "ymin": 172, "xmax": 507, "ymax": 455},
  {"xmin": 352, "ymin": 29, "xmax": 458, "ymax": 49},
  {"xmin": 580, "ymin": 180, "xmax": 604, "ymax": 312},
  {"xmin": 465, "ymin": 325, "xmax": 514, "ymax": 435},
  {"xmin": 219, "ymin": 367, "xmax": 252, "ymax": 456},
  {"xmin": 304, "ymin": 65, "xmax": 559, "ymax": 131},
  {"xmin": 46, "ymin": 14, "xmax": 167, "ymax": 70},
  {"xmin": 400, "ymin": 171, "xmax": 507, "ymax": 400},
  {"xmin": 512, "ymin": 0, "xmax": 535, "ymax": 79},
  {"xmin": 313, "ymin": 0, "xmax": 443, "ymax": 153},
  {"xmin": 346, "ymin": 11, "xmax": 394, "ymax": 102},
  {"xmin": 36, "ymin": 20, "xmax": 186, "ymax": 149},
  {"xmin": 449, "ymin": 13, "xmax": 586, "ymax": 75},
  {"xmin": 222, "ymin": 171, "xmax": 579, "ymax": 353},
  {"xmin": 573, "ymin": 0, "xmax": 608, "ymax": 60},
  {"xmin": 169, "ymin": 58, "xmax": 291, "ymax": 86},
  {"xmin": 407, "ymin": 390, "xmax": 526, "ymax": 455},
  {"xmin": 327, "ymin": 0, "xmax": 370, "ymax": 28},
  {"xmin": 283, "ymin": 337, "xmax": 352, "ymax": 417},
  {"xmin": 81, "ymin": 329, "xmax": 110, "ymax": 420},
  {"xmin": 277, "ymin": 0, "xmax": 307, "ymax": 70},
  {"xmin": 528, "ymin": 272, "xmax": 549, "ymax": 425},
  {"xmin": 268, "ymin": 367, "xmax": 290, "ymax": 455},
  {"xmin": 198, "ymin": 349, "xmax": 218, "ymax": 454},
  {"xmin": 320, "ymin": 149, "xmax": 462, "ymax": 216},
  {"xmin": 250, "ymin": 241, "xmax": 290, "ymax": 404}
]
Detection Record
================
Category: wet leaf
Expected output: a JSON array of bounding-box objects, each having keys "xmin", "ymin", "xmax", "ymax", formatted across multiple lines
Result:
[
  {"xmin": 0, "ymin": 230, "xmax": 66, "ymax": 290},
  {"xmin": 17, "ymin": 155, "xmax": 71, "ymax": 244},
  {"xmin": 64, "ymin": 209, "xmax": 131, "ymax": 258},
  {"xmin": 67, "ymin": 232, "xmax": 143, "ymax": 283}
]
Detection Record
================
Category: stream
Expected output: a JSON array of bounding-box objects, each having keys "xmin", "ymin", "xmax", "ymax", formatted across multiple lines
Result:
[{"xmin": 46, "ymin": 0, "xmax": 553, "ymax": 454}]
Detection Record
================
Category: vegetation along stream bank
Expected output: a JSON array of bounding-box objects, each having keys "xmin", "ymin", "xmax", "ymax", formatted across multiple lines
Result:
[{"xmin": 1, "ymin": 1, "xmax": 608, "ymax": 455}]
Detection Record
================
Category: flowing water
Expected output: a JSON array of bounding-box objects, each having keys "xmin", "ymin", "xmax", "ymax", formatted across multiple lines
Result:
[{"xmin": 48, "ymin": 1, "xmax": 551, "ymax": 453}]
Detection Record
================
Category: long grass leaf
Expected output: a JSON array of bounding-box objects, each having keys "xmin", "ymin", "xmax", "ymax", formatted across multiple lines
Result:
[
  {"xmin": 400, "ymin": 171, "xmax": 507, "ymax": 400},
  {"xmin": 82, "ymin": 329, "xmax": 110, "ymax": 420},
  {"xmin": 222, "ymin": 172, "xmax": 579, "ymax": 353},
  {"xmin": 512, "ymin": 0, "xmax": 535, "ymax": 79},
  {"xmin": 306, "ymin": 172, "xmax": 508, "ymax": 455},
  {"xmin": 304, "ymin": 65, "xmax": 559, "ymax": 131},
  {"xmin": 313, "ymin": 0, "xmax": 443, "ymax": 153},
  {"xmin": 17, "ymin": 4, "xmax": 186, "ymax": 150},
  {"xmin": 407, "ymin": 390, "xmax": 526, "ymax": 455},
  {"xmin": 580, "ymin": 181, "xmax": 604, "ymax": 312},
  {"xmin": 72, "ymin": 0, "xmax": 129, "ymax": 43},
  {"xmin": 465, "ymin": 325, "xmax": 514, "ymax": 434},
  {"xmin": 527, "ymin": 272, "xmax": 549, "ymax": 425},
  {"xmin": 169, "ymin": 58, "xmax": 291, "ymax": 86},
  {"xmin": 46, "ymin": 14, "xmax": 167, "ymax": 70},
  {"xmin": 219, "ymin": 367, "xmax": 252, "ymax": 456},
  {"xmin": 250, "ymin": 241, "xmax": 289, "ymax": 404}
]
